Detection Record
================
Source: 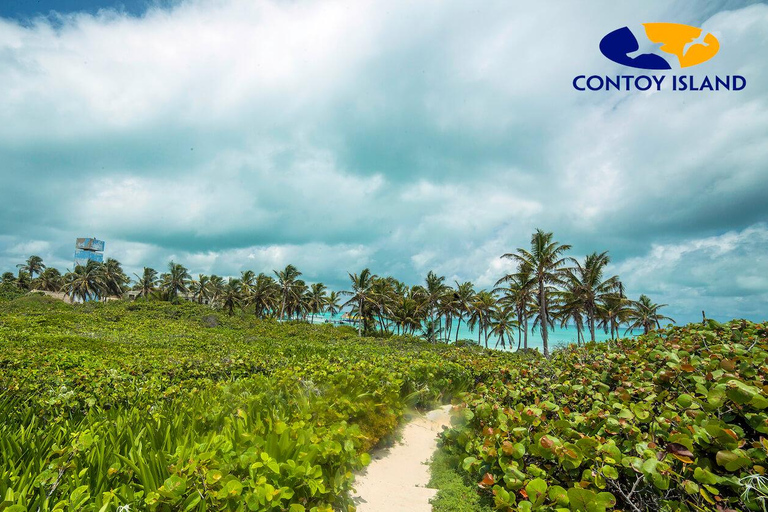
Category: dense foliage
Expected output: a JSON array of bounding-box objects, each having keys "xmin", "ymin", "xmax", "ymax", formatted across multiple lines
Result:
[
  {"xmin": 440, "ymin": 319, "xmax": 768, "ymax": 511},
  {"xmin": 0, "ymin": 296, "xmax": 511, "ymax": 511},
  {"xmin": 3, "ymin": 229, "xmax": 673, "ymax": 353}
]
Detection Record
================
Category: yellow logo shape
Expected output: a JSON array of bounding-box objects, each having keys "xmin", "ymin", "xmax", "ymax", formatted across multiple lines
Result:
[{"xmin": 643, "ymin": 23, "xmax": 719, "ymax": 68}]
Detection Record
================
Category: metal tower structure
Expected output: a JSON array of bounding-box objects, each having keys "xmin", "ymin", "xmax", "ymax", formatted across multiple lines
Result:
[{"xmin": 74, "ymin": 238, "xmax": 105, "ymax": 267}]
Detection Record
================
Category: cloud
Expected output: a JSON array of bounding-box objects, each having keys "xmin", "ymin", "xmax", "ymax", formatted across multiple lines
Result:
[{"xmin": 0, "ymin": 0, "xmax": 767, "ymax": 323}]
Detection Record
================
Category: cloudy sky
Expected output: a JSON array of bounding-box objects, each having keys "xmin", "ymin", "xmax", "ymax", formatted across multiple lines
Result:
[{"xmin": 0, "ymin": 0, "xmax": 766, "ymax": 323}]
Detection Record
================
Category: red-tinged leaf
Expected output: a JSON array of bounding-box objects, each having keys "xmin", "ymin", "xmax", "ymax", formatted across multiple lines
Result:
[{"xmin": 480, "ymin": 473, "xmax": 495, "ymax": 487}]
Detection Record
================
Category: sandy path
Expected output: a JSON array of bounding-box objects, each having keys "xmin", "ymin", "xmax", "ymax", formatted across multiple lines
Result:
[{"xmin": 351, "ymin": 405, "xmax": 453, "ymax": 512}]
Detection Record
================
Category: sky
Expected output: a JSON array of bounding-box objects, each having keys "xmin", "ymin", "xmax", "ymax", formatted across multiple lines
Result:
[{"xmin": 0, "ymin": 0, "xmax": 766, "ymax": 324}]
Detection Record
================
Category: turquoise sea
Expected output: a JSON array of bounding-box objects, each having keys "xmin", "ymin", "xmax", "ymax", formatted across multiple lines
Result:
[{"xmin": 303, "ymin": 312, "xmax": 640, "ymax": 352}]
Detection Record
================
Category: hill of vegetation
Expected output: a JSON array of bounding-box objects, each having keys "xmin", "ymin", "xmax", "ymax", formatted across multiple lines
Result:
[
  {"xmin": 0, "ymin": 295, "xmax": 765, "ymax": 511},
  {"xmin": 0, "ymin": 296, "xmax": 510, "ymax": 511}
]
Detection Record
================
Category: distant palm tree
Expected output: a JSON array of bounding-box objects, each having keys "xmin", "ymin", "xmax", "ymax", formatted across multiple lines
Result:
[
  {"xmin": 568, "ymin": 252, "xmax": 620, "ymax": 342},
  {"xmin": 495, "ymin": 267, "xmax": 535, "ymax": 349},
  {"xmin": 392, "ymin": 293, "xmax": 423, "ymax": 335},
  {"xmin": 100, "ymin": 258, "xmax": 130, "ymax": 299},
  {"xmin": 420, "ymin": 319, "xmax": 442, "ymax": 344},
  {"xmin": 36, "ymin": 267, "xmax": 63, "ymax": 292},
  {"xmin": 626, "ymin": 295, "xmax": 675, "ymax": 334},
  {"xmin": 63, "ymin": 261, "xmax": 104, "ymax": 302},
  {"xmin": 489, "ymin": 306, "xmax": 518, "ymax": 350},
  {"xmin": 424, "ymin": 271, "xmax": 447, "ymax": 326},
  {"xmin": 342, "ymin": 268, "xmax": 375, "ymax": 336},
  {"xmin": 16, "ymin": 270, "xmax": 31, "ymax": 291},
  {"xmin": 274, "ymin": 264, "xmax": 302, "ymax": 320},
  {"xmin": 17, "ymin": 255, "xmax": 45, "ymax": 279},
  {"xmin": 240, "ymin": 270, "xmax": 256, "ymax": 296},
  {"xmin": 554, "ymin": 285, "xmax": 586, "ymax": 345},
  {"xmin": 438, "ymin": 288, "xmax": 458, "ymax": 342},
  {"xmin": 453, "ymin": 281, "xmax": 475, "ymax": 343},
  {"xmin": 248, "ymin": 273, "xmax": 279, "ymax": 318},
  {"xmin": 469, "ymin": 290, "xmax": 496, "ymax": 348},
  {"xmin": 326, "ymin": 290, "xmax": 342, "ymax": 318},
  {"xmin": 189, "ymin": 274, "xmax": 210, "ymax": 304},
  {"xmin": 133, "ymin": 267, "xmax": 158, "ymax": 299},
  {"xmin": 1, "ymin": 272, "xmax": 16, "ymax": 286},
  {"xmin": 208, "ymin": 275, "xmax": 225, "ymax": 306},
  {"xmin": 503, "ymin": 230, "xmax": 571, "ymax": 357},
  {"xmin": 307, "ymin": 282, "xmax": 327, "ymax": 323},
  {"xmin": 220, "ymin": 278, "xmax": 243, "ymax": 316},
  {"xmin": 160, "ymin": 261, "xmax": 191, "ymax": 301},
  {"xmin": 598, "ymin": 290, "xmax": 631, "ymax": 340}
]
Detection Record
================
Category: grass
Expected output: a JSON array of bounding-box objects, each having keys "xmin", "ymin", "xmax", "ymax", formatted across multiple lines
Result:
[{"xmin": 429, "ymin": 449, "xmax": 494, "ymax": 512}]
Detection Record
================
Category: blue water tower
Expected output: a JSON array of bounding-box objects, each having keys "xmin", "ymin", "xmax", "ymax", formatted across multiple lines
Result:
[{"xmin": 74, "ymin": 238, "xmax": 105, "ymax": 267}]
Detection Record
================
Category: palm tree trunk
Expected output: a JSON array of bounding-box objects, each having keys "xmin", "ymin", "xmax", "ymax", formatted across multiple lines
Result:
[
  {"xmin": 539, "ymin": 281, "xmax": 549, "ymax": 357},
  {"xmin": 357, "ymin": 299, "xmax": 363, "ymax": 336},
  {"xmin": 455, "ymin": 317, "xmax": 462, "ymax": 343},
  {"xmin": 524, "ymin": 316, "xmax": 529, "ymax": 350}
]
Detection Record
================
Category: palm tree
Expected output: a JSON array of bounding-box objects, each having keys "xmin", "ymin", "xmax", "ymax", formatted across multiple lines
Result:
[
  {"xmin": 307, "ymin": 282, "xmax": 327, "ymax": 323},
  {"xmin": 17, "ymin": 255, "xmax": 45, "ymax": 279},
  {"xmin": 391, "ymin": 293, "xmax": 424, "ymax": 335},
  {"xmin": 1, "ymin": 272, "xmax": 16, "ymax": 286},
  {"xmin": 453, "ymin": 281, "xmax": 475, "ymax": 343},
  {"xmin": 438, "ymin": 288, "xmax": 458, "ymax": 342},
  {"xmin": 36, "ymin": 267, "xmax": 63, "ymax": 292},
  {"xmin": 424, "ymin": 271, "xmax": 447, "ymax": 327},
  {"xmin": 220, "ymin": 278, "xmax": 243, "ymax": 316},
  {"xmin": 503, "ymin": 230, "xmax": 571, "ymax": 357},
  {"xmin": 208, "ymin": 275, "xmax": 225, "ymax": 306},
  {"xmin": 342, "ymin": 268, "xmax": 375, "ymax": 336},
  {"xmin": 326, "ymin": 290, "xmax": 342, "ymax": 318},
  {"xmin": 598, "ymin": 291, "xmax": 631, "ymax": 340},
  {"xmin": 133, "ymin": 267, "xmax": 159, "ymax": 299},
  {"xmin": 160, "ymin": 261, "xmax": 191, "ymax": 301},
  {"xmin": 469, "ymin": 290, "xmax": 496, "ymax": 348},
  {"xmin": 554, "ymin": 285, "xmax": 586, "ymax": 346},
  {"xmin": 100, "ymin": 258, "xmax": 129, "ymax": 299},
  {"xmin": 240, "ymin": 270, "xmax": 256, "ymax": 296},
  {"xmin": 16, "ymin": 270, "xmax": 31, "ymax": 291},
  {"xmin": 274, "ymin": 264, "xmax": 302, "ymax": 320},
  {"xmin": 626, "ymin": 295, "xmax": 674, "ymax": 334},
  {"xmin": 489, "ymin": 306, "xmax": 519, "ymax": 350},
  {"xmin": 189, "ymin": 274, "xmax": 210, "ymax": 304},
  {"xmin": 370, "ymin": 277, "xmax": 397, "ymax": 334},
  {"xmin": 63, "ymin": 261, "xmax": 104, "ymax": 302},
  {"xmin": 248, "ymin": 273, "xmax": 279, "ymax": 318},
  {"xmin": 495, "ymin": 267, "xmax": 535, "ymax": 349},
  {"xmin": 568, "ymin": 252, "xmax": 620, "ymax": 342}
]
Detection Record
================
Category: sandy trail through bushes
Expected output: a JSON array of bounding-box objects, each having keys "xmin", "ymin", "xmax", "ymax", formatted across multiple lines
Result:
[{"xmin": 351, "ymin": 405, "xmax": 453, "ymax": 512}]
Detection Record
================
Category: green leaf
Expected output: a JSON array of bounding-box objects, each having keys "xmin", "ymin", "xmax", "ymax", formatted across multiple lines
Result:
[
  {"xmin": 548, "ymin": 485, "xmax": 569, "ymax": 506},
  {"xmin": 715, "ymin": 450, "xmax": 751, "ymax": 472},
  {"xmin": 525, "ymin": 478, "xmax": 547, "ymax": 506}
]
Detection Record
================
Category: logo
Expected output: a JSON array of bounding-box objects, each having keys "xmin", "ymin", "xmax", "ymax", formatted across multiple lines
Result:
[
  {"xmin": 599, "ymin": 23, "xmax": 719, "ymax": 70},
  {"xmin": 572, "ymin": 22, "xmax": 745, "ymax": 92}
]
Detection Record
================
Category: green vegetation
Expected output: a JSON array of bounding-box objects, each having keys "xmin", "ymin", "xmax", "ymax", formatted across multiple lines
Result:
[
  {"xmin": 2, "ymin": 230, "xmax": 672, "ymax": 350},
  {"xmin": 0, "ymin": 296, "xmax": 510, "ymax": 511},
  {"xmin": 440, "ymin": 319, "xmax": 768, "ymax": 511},
  {"xmin": 429, "ymin": 450, "xmax": 494, "ymax": 512}
]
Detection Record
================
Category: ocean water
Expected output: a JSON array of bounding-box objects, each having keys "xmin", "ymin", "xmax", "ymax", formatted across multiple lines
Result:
[{"xmin": 303, "ymin": 312, "xmax": 639, "ymax": 352}]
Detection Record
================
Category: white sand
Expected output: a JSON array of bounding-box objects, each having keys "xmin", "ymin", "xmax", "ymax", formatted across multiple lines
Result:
[{"xmin": 351, "ymin": 405, "xmax": 453, "ymax": 512}]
